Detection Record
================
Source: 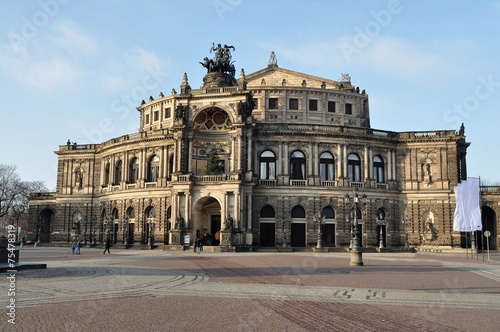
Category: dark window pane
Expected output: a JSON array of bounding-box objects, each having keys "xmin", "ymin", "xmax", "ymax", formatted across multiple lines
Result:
[
  {"xmin": 269, "ymin": 98, "xmax": 278, "ymax": 109},
  {"xmin": 309, "ymin": 99, "xmax": 318, "ymax": 111},
  {"xmin": 328, "ymin": 101, "xmax": 336, "ymax": 113},
  {"xmin": 345, "ymin": 103, "xmax": 352, "ymax": 114}
]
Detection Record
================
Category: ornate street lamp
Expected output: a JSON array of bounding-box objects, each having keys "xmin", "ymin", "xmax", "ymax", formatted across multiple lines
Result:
[
  {"xmin": 282, "ymin": 219, "xmax": 288, "ymax": 248},
  {"xmin": 104, "ymin": 218, "xmax": 111, "ymax": 242},
  {"xmin": 91, "ymin": 217, "xmax": 96, "ymax": 246},
  {"xmin": 376, "ymin": 210, "xmax": 385, "ymax": 249},
  {"xmin": 344, "ymin": 189, "xmax": 367, "ymax": 266},
  {"xmin": 83, "ymin": 217, "xmax": 88, "ymax": 245},
  {"xmin": 316, "ymin": 213, "xmax": 324, "ymax": 249},
  {"xmin": 36, "ymin": 215, "xmax": 43, "ymax": 245},
  {"xmin": 124, "ymin": 216, "xmax": 129, "ymax": 247},
  {"xmin": 402, "ymin": 216, "xmax": 409, "ymax": 249}
]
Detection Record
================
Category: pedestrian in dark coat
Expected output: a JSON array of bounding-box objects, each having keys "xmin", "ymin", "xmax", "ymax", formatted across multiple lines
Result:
[{"xmin": 103, "ymin": 238, "xmax": 111, "ymax": 254}]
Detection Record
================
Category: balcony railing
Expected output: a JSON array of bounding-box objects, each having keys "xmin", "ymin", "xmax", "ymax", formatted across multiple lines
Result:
[
  {"xmin": 480, "ymin": 186, "xmax": 500, "ymax": 192},
  {"xmin": 321, "ymin": 180, "xmax": 338, "ymax": 187},
  {"xmin": 290, "ymin": 179, "xmax": 307, "ymax": 186},
  {"xmin": 259, "ymin": 179, "xmax": 277, "ymax": 186},
  {"xmin": 376, "ymin": 183, "xmax": 388, "ymax": 189},
  {"xmin": 350, "ymin": 182, "xmax": 365, "ymax": 188}
]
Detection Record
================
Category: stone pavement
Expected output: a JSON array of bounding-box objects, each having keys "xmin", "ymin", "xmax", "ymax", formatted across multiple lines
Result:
[{"xmin": 2, "ymin": 247, "xmax": 500, "ymax": 331}]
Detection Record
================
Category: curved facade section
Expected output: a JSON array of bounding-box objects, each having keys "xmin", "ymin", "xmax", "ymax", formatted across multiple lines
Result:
[{"xmin": 28, "ymin": 52, "xmax": 499, "ymax": 251}]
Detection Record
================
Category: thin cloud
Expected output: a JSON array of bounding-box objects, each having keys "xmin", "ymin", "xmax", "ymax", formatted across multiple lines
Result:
[
  {"xmin": 100, "ymin": 47, "xmax": 171, "ymax": 92},
  {"xmin": 0, "ymin": 20, "xmax": 94, "ymax": 93}
]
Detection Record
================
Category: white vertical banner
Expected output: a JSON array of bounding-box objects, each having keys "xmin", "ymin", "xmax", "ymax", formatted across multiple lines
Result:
[{"xmin": 453, "ymin": 177, "xmax": 482, "ymax": 232}]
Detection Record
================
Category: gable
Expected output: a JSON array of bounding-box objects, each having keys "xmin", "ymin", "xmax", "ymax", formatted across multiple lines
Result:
[{"xmin": 243, "ymin": 66, "xmax": 352, "ymax": 90}]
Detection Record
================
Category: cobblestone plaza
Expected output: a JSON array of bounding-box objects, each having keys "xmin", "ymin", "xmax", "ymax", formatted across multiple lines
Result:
[{"xmin": 2, "ymin": 247, "xmax": 500, "ymax": 331}]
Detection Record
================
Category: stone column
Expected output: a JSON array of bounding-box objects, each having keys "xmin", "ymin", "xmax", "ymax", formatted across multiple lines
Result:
[
  {"xmin": 230, "ymin": 135, "xmax": 236, "ymax": 172},
  {"xmin": 247, "ymin": 134, "xmax": 252, "ymax": 172},
  {"xmin": 343, "ymin": 144, "xmax": 347, "ymax": 180},
  {"xmin": 245, "ymin": 193, "xmax": 253, "ymax": 245},
  {"xmin": 364, "ymin": 145, "xmax": 369, "ymax": 182}
]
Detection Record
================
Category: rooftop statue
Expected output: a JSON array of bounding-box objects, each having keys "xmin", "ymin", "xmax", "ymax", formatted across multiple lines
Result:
[
  {"xmin": 268, "ymin": 51, "xmax": 278, "ymax": 66},
  {"xmin": 200, "ymin": 43, "xmax": 236, "ymax": 77},
  {"xmin": 340, "ymin": 73, "xmax": 351, "ymax": 82}
]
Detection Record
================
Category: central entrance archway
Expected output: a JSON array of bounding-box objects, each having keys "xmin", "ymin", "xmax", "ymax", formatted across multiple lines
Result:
[{"xmin": 193, "ymin": 196, "xmax": 222, "ymax": 245}]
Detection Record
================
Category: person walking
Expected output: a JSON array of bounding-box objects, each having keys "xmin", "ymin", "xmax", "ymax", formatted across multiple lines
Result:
[
  {"xmin": 76, "ymin": 240, "xmax": 82, "ymax": 254},
  {"xmin": 198, "ymin": 236, "xmax": 204, "ymax": 253},
  {"xmin": 193, "ymin": 237, "xmax": 199, "ymax": 253},
  {"xmin": 71, "ymin": 242, "xmax": 76, "ymax": 254},
  {"xmin": 103, "ymin": 238, "xmax": 111, "ymax": 254}
]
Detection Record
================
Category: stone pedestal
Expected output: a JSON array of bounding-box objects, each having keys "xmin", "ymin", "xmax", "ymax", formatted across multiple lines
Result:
[
  {"xmin": 202, "ymin": 72, "xmax": 237, "ymax": 88},
  {"xmin": 170, "ymin": 230, "xmax": 183, "ymax": 246},
  {"xmin": 245, "ymin": 231, "xmax": 253, "ymax": 246},
  {"xmin": 220, "ymin": 230, "xmax": 232, "ymax": 247},
  {"xmin": 349, "ymin": 248, "xmax": 364, "ymax": 266}
]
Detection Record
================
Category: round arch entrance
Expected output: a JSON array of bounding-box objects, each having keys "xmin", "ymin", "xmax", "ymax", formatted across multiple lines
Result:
[
  {"xmin": 38, "ymin": 209, "xmax": 53, "ymax": 243},
  {"xmin": 481, "ymin": 206, "xmax": 497, "ymax": 250},
  {"xmin": 193, "ymin": 196, "xmax": 222, "ymax": 245}
]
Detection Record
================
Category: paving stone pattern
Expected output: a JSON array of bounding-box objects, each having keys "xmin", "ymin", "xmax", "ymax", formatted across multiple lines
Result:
[{"xmin": 2, "ymin": 248, "xmax": 500, "ymax": 331}]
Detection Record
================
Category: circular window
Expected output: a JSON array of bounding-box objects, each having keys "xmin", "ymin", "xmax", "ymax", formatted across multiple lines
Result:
[{"xmin": 213, "ymin": 112, "xmax": 226, "ymax": 125}]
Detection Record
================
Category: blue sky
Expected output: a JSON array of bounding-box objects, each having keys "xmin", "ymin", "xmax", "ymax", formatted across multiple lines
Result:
[{"xmin": 1, "ymin": 0, "xmax": 499, "ymax": 190}]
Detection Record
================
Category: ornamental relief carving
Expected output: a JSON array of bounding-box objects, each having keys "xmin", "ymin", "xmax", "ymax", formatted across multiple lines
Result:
[{"xmin": 347, "ymin": 145, "xmax": 364, "ymax": 152}]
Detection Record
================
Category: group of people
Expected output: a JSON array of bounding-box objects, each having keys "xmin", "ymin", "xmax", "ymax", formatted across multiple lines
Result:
[
  {"xmin": 192, "ymin": 230, "xmax": 221, "ymax": 253},
  {"xmin": 71, "ymin": 240, "xmax": 82, "ymax": 254},
  {"xmin": 70, "ymin": 238, "xmax": 112, "ymax": 255}
]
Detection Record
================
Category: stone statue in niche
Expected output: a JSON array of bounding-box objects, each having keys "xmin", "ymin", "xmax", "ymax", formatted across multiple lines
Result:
[
  {"xmin": 224, "ymin": 215, "xmax": 234, "ymax": 230},
  {"xmin": 75, "ymin": 168, "xmax": 83, "ymax": 189},
  {"xmin": 175, "ymin": 216, "xmax": 184, "ymax": 230},
  {"xmin": 236, "ymin": 94, "xmax": 256, "ymax": 118},
  {"xmin": 422, "ymin": 159, "xmax": 432, "ymax": 184}
]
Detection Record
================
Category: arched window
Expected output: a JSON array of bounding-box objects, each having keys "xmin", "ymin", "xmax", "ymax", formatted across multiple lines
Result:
[
  {"xmin": 260, "ymin": 205, "xmax": 275, "ymax": 218},
  {"xmin": 356, "ymin": 208, "xmax": 362, "ymax": 220},
  {"xmin": 290, "ymin": 151, "xmax": 306, "ymax": 180},
  {"xmin": 319, "ymin": 152, "xmax": 335, "ymax": 181},
  {"xmin": 260, "ymin": 150, "xmax": 276, "ymax": 180},
  {"xmin": 129, "ymin": 158, "xmax": 139, "ymax": 183},
  {"xmin": 104, "ymin": 163, "xmax": 110, "ymax": 185},
  {"xmin": 291, "ymin": 206, "xmax": 306, "ymax": 218},
  {"xmin": 377, "ymin": 208, "xmax": 385, "ymax": 221},
  {"xmin": 112, "ymin": 208, "xmax": 119, "ymax": 220},
  {"xmin": 146, "ymin": 206, "xmax": 156, "ymax": 219},
  {"xmin": 373, "ymin": 156, "xmax": 384, "ymax": 183},
  {"xmin": 114, "ymin": 160, "xmax": 122, "ymax": 185},
  {"xmin": 347, "ymin": 154, "xmax": 361, "ymax": 182},
  {"xmin": 147, "ymin": 155, "xmax": 160, "ymax": 182},
  {"xmin": 322, "ymin": 206, "xmax": 335, "ymax": 219},
  {"xmin": 126, "ymin": 207, "xmax": 135, "ymax": 219}
]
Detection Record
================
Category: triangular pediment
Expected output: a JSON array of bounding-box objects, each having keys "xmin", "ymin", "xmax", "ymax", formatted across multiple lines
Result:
[{"xmin": 241, "ymin": 66, "xmax": 352, "ymax": 90}]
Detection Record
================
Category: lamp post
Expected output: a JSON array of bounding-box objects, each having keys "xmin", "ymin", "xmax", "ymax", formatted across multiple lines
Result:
[
  {"xmin": 83, "ymin": 217, "xmax": 88, "ymax": 245},
  {"xmin": 91, "ymin": 217, "xmax": 96, "ymax": 246},
  {"xmin": 402, "ymin": 217, "xmax": 409, "ymax": 249},
  {"xmin": 124, "ymin": 216, "xmax": 129, "ymax": 247},
  {"xmin": 282, "ymin": 219, "xmax": 288, "ymax": 248},
  {"xmin": 36, "ymin": 215, "xmax": 42, "ymax": 245},
  {"xmin": 376, "ymin": 210, "xmax": 385, "ymax": 249},
  {"xmin": 104, "ymin": 218, "xmax": 110, "ymax": 243},
  {"xmin": 344, "ymin": 189, "xmax": 366, "ymax": 266},
  {"xmin": 316, "ymin": 213, "xmax": 324, "ymax": 249}
]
